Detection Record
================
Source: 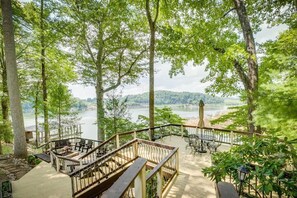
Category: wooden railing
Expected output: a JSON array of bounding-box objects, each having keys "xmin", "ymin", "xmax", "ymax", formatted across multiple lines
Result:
[
  {"xmin": 145, "ymin": 147, "xmax": 179, "ymax": 198},
  {"xmin": 101, "ymin": 158, "xmax": 147, "ymax": 198},
  {"xmin": 69, "ymin": 139, "xmax": 139, "ymax": 197},
  {"xmin": 69, "ymin": 138, "xmax": 178, "ymax": 198},
  {"xmin": 46, "ymin": 124, "xmax": 254, "ymax": 175},
  {"xmin": 100, "ymin": 140, "xmax": 179, "ymax": 198},
  {"xmin": 54, "ymin": 124, "xmax": 252, "ymax": 175}
]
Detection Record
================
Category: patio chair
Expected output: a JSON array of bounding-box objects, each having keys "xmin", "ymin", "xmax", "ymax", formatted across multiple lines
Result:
[
  {"xmin": 81, "ymin": 140, "xmax": 93, "ymax": 153},
  {"xmin": 74, "ymin": 139, "xmax": 86, "ymax": 151},
  {"xmin": 185, "ymin": 134, "xmax": 196, "ymax": 149},
  {"xmin": 96, "ymin": 147, "xmax": 107, "ymax": 158},
  {"xmin": 207, "ymin": 133, "xmax": 223, "ymax": 154}
]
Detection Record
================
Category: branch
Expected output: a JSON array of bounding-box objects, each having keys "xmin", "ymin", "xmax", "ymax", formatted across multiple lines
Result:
[
  {"xmin": 153, "ymin": 0, "xmax": 160, "ymax": 24},
  {"xmin": 222, "ymin": 7, "xmax": 236, "ymax": 18},
  {"xmin": 145, "ymin": 0, "xmax": 153, "ymax": 26},
  {"xmin": 103, "ymin": 48, "xmax": 147, "ymax": 93},
  {"xmin": 210, "ymin": 43, "xmax": 249, "ymax": 90}
]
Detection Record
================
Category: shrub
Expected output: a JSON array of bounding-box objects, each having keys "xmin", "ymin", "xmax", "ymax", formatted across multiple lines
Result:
[{"xmin": 202, "ymin": 136, "xmax": 297, "ymax": 197}]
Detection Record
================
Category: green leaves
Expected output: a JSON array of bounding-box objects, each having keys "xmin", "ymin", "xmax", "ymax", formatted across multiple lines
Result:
[
  {"xmin": 255, "ymin": 28, "xmax": 297, "ymax": 140},
  {"xmin": 202, "ymin": 136, "xmax": 297, "ymax": 196}
]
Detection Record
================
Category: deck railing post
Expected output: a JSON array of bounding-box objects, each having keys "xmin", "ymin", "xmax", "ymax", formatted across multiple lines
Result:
[
  {"xmin": 135, "ymin": 163, "xmax": 146, "ymax": 198},
  {"xmin": 176, "ymin": 149, "xmax": 179, "ymax": 174},
  {"xmin": 134, "ymin": 141, "xmax": 138, "ymax": 158},
  {"xmin": 50, "ymin": 152, "xmax": 53, "ymax": 166},
  {"xmin": 116, "ymin": 134, "xmax": 120, "ymax": 148},
  {"xmin": 230, "ymin": 131, "xmax": 234, "ymax": 147},
  {"xmin": 181, "ymin": 125, "xmax": 184, "ymax": 137},
  {"xmin": 157, "ymin": 168, "xmax": 163, "ymax": 198},
  {"xmin": 80, "ymin": 160, "xmax": 83, "ymax": 177},
  {"xmin": 56, "ymin": 157, "xmax": 60, "ymax": 172},
  {"xmin": 134, "ymin": 131, "xmax": 137, "ymax": 139},
  {"xmin": 148, "ymin": 129, "xmax": 152, "ymax": 141}
]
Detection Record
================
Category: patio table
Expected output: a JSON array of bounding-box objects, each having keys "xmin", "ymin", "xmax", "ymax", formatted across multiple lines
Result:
[{"xmin": 196, "ymin": 134, "xmax": 215, "ymax": 153}]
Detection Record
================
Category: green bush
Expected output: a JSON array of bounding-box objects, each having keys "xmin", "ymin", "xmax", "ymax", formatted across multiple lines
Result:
[
  {"xmin": 27, "ymin": 155, "xmax": 41, "ymax": 166},
  {"xmin": 202, "ymin": 136, "xmax": 297, "ymax": 197}
]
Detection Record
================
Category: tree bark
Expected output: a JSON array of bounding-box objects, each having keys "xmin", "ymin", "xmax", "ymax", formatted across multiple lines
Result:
[
  {"xmin": 233, "ymin": 0, "xmax": 258, "ymax": 133},
  {"xmin": 1, "ymin": 0, "xmax": 27, "ymax": 158},
  {"xmin": 34, "ymin": 83, "xmax": 39, "ymax": 146},
  {"xmin": 40, "ymin": 0, "xmax": 50, "ymax": 142},
  {"xmin": 96, "ymin": 24, "xmax": 105, "ymax": 141},
  {"xmin": 1, "ymin": 59, "xmax": 10, "ymax": 143},
  {"xmin": 146, "ymin": 0, "xmax": 160, "ymax": 140},
  {"xmin": 1, "ymin": 41, "xmax": 11, "ymax": 143}
]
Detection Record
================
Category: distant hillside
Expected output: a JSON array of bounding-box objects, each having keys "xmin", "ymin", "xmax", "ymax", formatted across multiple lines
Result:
[{"xmin": 126, "ymin": 90, "xmax": 224, "ymax": 106}]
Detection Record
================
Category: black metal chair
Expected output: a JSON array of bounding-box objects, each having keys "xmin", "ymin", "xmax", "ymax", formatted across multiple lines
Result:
[
  {"xmin": 81, "ymin": 140, "xmax": 93, "ymax": 153},
  {"xmin": 74, "ymin": 139, "xmax": 85, "ymax": 151},
  {"xmin": 96, "ymin": 147, "xmax": 107, "ymax": 158},
  {"xmin": 185, "ymin": 134, "xmax": 196, "ymax": 149},
  {"xmin": 207, "ymin": 133, "xmax": 223, "ymax": 153}
]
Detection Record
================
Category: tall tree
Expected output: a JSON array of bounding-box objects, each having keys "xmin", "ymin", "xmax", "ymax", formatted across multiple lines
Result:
[
  {"xmin": 160, "ymin": 0, "xmax": 260, "ymax": 132},
  {"xmin": 39, "ymin": 0, "xmax": 50, "ymax": 142},
  {"xmin": 21, "ymin": 0, "xmax": 77, "ymax": 143},
  {"xmin": 145, "ymin": 0, "xmax": 160, "ymax": 139},
  {"xmin": 233, "ymin": 0, "xmax": 258, "ymax": 133},
  {"xmin": 1, "ymin": 0, "xmax": 27, "ymax": 158},
  {"xmin": 48, "ymin": 83, "xmax": 76, "ymax": 139},
  {"xmin": 63, "ymin": 0, "xmax": 147, "ymax": 140}
]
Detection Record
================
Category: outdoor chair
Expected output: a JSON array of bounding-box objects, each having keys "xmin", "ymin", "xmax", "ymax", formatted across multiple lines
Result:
[
  {"xmin": 185, "ymin": 134, "xmax": 196, "ymax": 149},
  {"xmin": 207, "ymin": 133, "xmax": 223, "ymax": 154},
  {"xmin": 74, "ymin": 139, "xmax": 86, "ymax": 151},
  {"xmin": 192, "ymin": 136, "xmax": 202, "ymax": 154},
  {"xmin": 96, "ymin": 147, "xmax": 107, "ymax": 158},
  {"xmin": 81, "ymin": 140, "xmax": 93, "ymax": 153},
  {"xmin": 53, "ymin": 139, "xmax": 71, "ymax": 152}
]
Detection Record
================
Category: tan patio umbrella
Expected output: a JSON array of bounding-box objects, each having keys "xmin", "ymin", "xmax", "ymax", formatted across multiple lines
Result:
[{"xmin": 198, "ymin": 100, "xmax": 205, "ymax": 128}]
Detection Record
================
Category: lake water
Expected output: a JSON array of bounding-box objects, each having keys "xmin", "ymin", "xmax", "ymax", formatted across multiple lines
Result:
[{"xmin": 24, "ymin": 104, "xmax": 230, "ymax": 140}]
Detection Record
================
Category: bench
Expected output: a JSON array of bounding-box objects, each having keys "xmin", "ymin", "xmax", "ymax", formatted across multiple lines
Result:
[
  {"xmin": 1, "ymin": 180, "xmax": 12, "ymax": 198},
  {"xmin": 52, "ymin": 139, "xmax": 71, "ymax": 151},
  {"xmin": 215, "ymin": 182, "xmax": 239, "ymax": 198}
]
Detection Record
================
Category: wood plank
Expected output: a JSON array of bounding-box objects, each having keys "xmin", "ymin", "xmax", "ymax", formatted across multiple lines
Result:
[{"xmin": 34, "ymin": 153, "xmax": 50, "ymax": 163}]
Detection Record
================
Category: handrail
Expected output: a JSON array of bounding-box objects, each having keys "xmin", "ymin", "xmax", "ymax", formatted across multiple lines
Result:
[
  {"xmin": 70, "ymin": 138, "xmax": 178, "ymax": 197},
  {"xmin": 78, "ymin": 135, "xmax": 115, "ymax": 159},
  {"xmin": 146, "ymin": 147, "xmax": 178, "ymax": 181},
  {"xmin": 75, "ymin": 123, "xmax": 256, "ymax": 172},
  {"xmin": 78, "ymin": 124, "xmax": 173, "ymax": 162},
  {"xmin": 101, "ymin": 158, "xmax": 147, "ymax": 198},
  {"xmin": 139, "ymin": 139, "xmax": 176, "ymax": 150},
  {"xmin": 69, "ymin": 139, "xmax": 138, "ymax": 177}
]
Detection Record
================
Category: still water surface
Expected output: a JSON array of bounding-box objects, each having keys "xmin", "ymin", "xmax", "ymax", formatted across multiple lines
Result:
[{"xmin": 24, "ymin": 104, "xmax": 230, "ymax": 140}]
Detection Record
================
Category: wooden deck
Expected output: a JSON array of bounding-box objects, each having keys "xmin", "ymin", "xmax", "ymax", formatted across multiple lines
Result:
[
  {"xmin": 12, "ymin": 161, "xmax": 72, "ymax": 198},
  {"xmin": 159, "ymin": 135, "xmax": 231, "ymax": 198},
  {"xmin": 12, "ymin": 136, "xmax": 230, "ymax": 198}
]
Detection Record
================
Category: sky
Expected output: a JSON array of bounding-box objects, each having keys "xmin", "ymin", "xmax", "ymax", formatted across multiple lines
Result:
[{"xmin": 69, "ymin": 24, "xmax": 288, "ymax": 99}]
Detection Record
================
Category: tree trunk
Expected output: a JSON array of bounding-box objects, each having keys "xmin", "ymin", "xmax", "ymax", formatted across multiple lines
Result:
[
  {"xmin": 58, "ymin": 99, "xmax": 61, "ymax": 139},
  {"xmin": 148, "ymin": 26, "xmax": 155, "ymax": 139},
  {"xmin": 1, "ymin": 0, "xmax": 27, "ymax": 158},
  {"xmin": 96, "ymin": 85, "xmax": 104, "ymax": 140},
  {"xmin": 40, "ymin": 0, "xmax": 50, "ymax": 142},
  {"xmin": 0, "ymin": 40, "xmax": 8, "ymax": 154},
  {"xmin": 96, "ymin": 26, "xmax": 105, "ymax": 141},
  {"xmin": 1, "ymin": 43, "xmax": 11, "ymax": 143},
  {"xmin": 233, "ymin": 0, "xmax": 258, "ymax": 133},
  {"xmin": 146, "ymin": 0, "xmax": 159, "ymax": 140},
  {"xmin": 34, "ymin": 91, "xmax": 39, "ymax": 146}
]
